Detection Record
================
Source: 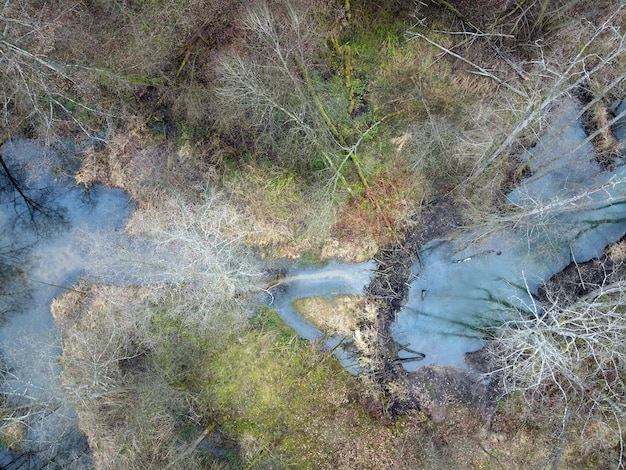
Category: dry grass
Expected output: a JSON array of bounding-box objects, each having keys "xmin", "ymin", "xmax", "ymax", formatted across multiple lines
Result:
[
  {"xmin": 12, "ymin": 1, "xmax": 626, "ymax": 468},
  {"xmin": 586, "ymin": 101, "xmax": 625, "ymax": 167},
  {"xmin": 400, "ymin": 100, "xmax": 516, "ymax": 221},
  {"xmin": 607, "ymin": 240, "xmax": 626, "ymax": 263},
  {"xmin": 0, "ymin": 422, "xmax": 27, "ymax": 452},
  {"xmin": 221, "ymin": 160, "xmax": 385, "ymax": 261},
  {"xmin": 223, "ymin": 163, "xmax": 337, "ymax": 259},
  {"xmin": 75, "ymin": 120, "xmax": 214, "ymax": 207},
  {"xmin": 399, "ymin": 2, "xmax": 626, "ymax": 225},
  {"xmin": 207, "ymin": 311, "xmax": 597, "ymax": 469},
  {"xmin": 51, "ymin": 281, "xmax": 623, "ymax": 469},
  {"xmin": 52, "ymin": 283, "xmax": 206, "ymax": 469},
  {"xmin": 332, "ymin": 158, "xmax": 427, "ymax": 252},
  {"xmin": 292, "ymin": 294, "xmax": 365, "ymax": 336},
  {"xmin": 86, "ymin": 188, "xmax": 261, "ymax": 336}
]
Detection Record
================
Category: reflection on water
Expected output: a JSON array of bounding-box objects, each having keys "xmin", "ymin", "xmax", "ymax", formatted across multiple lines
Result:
[
  {"xmin": 270, "ymin": 260, "xmax": 376, "ymax": 373},
  {"xmin": 392, "ymin": 98, "xmax": 626, "ymax": 370},
  {"xmin": 1, "ymin": 97, "xmax": 623, "ymax": 464},
  {"xmin": 275, "ymin": 99, "xmax": 626, "ymax": 372},
  {"xmin": 0, "ymin": 140, "xmax": 132, "ymax": 467}
]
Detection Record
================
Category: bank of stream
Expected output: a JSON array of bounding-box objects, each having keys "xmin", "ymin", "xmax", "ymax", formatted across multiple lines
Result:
[
  {"xmin": 271, "ymin": 97, "xmax": 626, "ymax": 415},
  {"xmin": 1, "ymin": 96, "xmax": 625, "ymax": 465},
  {"xmin": 0, "ymin": 140, "xmax": 132, "ymax": 468}
]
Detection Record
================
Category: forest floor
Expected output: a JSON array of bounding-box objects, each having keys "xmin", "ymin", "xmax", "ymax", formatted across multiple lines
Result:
[{"xmin": 2, "ymin": 0, "xmax": 624, "ymax": 467}]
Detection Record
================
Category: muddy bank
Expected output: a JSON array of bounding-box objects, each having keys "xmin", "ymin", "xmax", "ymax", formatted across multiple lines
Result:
[
  {"xmin": 359, "ymin": 96, "xmax": 626, "ymax": 422},
  {"xmin": 361, "ymin": 197, "xmax": 499, "ymax": 420},
  {"xmin": 364, "ymin": 195, "xmax": 626, "ymax": 421},
  {"xmin": 537, "ymin": 235, "xmax": 626, "ymax": 305}
]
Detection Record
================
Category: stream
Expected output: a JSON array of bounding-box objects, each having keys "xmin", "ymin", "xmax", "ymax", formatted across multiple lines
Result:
[
  {"xmin": 393, "ymin": 98, "xmax": 626, "ymax": 369},
  {"xmin": 270, "ymin": 259, "xmax": 376, "ymax": 373},
  {"xmin": 0, "ymin": 140, "xmax": 132, "ymax": 468},
  {"xmin": 274, "ymin": 98, "xmax": 626, "ymax": 371},
  {"xmin": 0, "ymin": 97, "xmax": 625, "ymax": 466}
]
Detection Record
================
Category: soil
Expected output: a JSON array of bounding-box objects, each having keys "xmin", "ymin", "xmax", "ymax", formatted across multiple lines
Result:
[
  {"xmin": 575, "ymin": 85, "xmax": 622, "ymax": 170},
  {"xmin": 362, "ymin": 196, "xmax": 501, "ymax": 421},
  {"xmin": 537, "ymin": 234, "xmax": 626, "ymax": 304},
  {"xmin": 363, "ymin": 195, "xmax": 626, "ymax": 424}
]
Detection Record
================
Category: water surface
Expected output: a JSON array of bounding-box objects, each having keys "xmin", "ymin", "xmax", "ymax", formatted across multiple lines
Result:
[
  {"xmin": 274, "ymin": 99, "xmax": 626, "ymax": 372},
  {"xmin": 0, "ymin": 140, "xmax": 132, "ymax": 467},
  {"xmin": 391, "ymin": 99, "xmax": 626, "ymax": 369}
]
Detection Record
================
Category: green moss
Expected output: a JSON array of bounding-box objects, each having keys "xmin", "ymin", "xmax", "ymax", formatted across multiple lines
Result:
[
  {"xmin": 197, "ymin": 307, "xmax": 389, "ymax": 468},
  {"xmin": 148, "ymin": 310, "xmax": 214, "ymax": 391},
  {"xmin": 250, "ymin": 307, "xmax": 303, "ymax": 345}
]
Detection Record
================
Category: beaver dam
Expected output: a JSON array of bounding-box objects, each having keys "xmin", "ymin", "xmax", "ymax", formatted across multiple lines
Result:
[{"xmin": 269, "ymin": 97, "xmax": 626, "ymax": 414}]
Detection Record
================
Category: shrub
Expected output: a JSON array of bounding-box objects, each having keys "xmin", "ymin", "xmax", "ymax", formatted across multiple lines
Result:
[{"xmin": 487, "ymin": 277, "xmax": 626, "ymax": 465}]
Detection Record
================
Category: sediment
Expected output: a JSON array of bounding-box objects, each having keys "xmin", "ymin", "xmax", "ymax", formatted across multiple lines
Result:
[{"xmin": 363, "ymin": 197, "xmax": 498, "ymax": 420}]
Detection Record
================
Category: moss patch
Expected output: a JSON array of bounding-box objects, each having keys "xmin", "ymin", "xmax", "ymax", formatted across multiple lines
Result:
[
  {"xmin": 0, "ymin": 422, "xmax": 27, "ymax": 452},
  {"xmin": 202, "ymin": 308, "xmax": 421, "ymax": 468}
]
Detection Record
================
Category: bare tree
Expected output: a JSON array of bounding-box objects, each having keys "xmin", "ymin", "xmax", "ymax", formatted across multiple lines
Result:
[
  {"xmin": 52, "ymin": 284, "xmax": 204, "ymax": 469},
  {"xmin": 487, "ymin": 275, "xmax": 626, "ymax": 466},
  {"xmin": 409, "ymin": 4, "xmax": 626, "ymax": 181},
  {"xmin": 85, "ymin": 188, "xmax": 263, "ymax": 333},
  {"xmin": 0, "ymin": 0, "xmax": 93, "ymax": 140},
  {"xmin": 215, "ymin": 1, "xmax": 385, "ymax": 195}
]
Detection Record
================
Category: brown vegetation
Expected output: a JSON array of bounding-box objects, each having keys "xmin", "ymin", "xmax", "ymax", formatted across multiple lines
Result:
[
  {"xmin": 54, "ymin": 282, "xmax": 614, "ymax": 469},
  {"xmin": 2, "ymin": 0, "xmax": 626, "ymax": 467}
]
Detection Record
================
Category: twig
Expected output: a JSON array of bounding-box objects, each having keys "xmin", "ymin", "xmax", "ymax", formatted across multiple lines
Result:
[
  {"xmin": 165, "ymin": 424, "xmax": 215, "ymax": 469},
  {"xmin": 28, "ymin": 278, "xmax": 88, "ymax": 294},
  {"xmin": 407, "ymin": 31, "xmax": 528, "ymax": 98}
]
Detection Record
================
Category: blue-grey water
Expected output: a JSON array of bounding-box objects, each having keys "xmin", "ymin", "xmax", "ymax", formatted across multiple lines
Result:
[
  {"xmin": 0, "ymin": 97, "xmax": 624, "ymax": 467},
  {"xmin": 0, "ymin": 140, "xmax": 132, "ymax": 468},
  {"xmin": 276, "ymin": 98, "xmax": 626, "ymax": 372},
  {"xmin": 270, "ymin": 260, "xmax": 376, "ymax": 372},
  {"xmin": 391, "ymin": 99, "xmax": 626, "ymax": 370}
]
